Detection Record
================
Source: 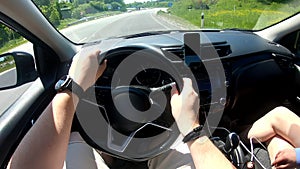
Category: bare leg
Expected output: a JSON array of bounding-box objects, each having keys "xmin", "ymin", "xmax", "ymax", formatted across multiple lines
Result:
[
  {"xmin": 64, "ymin": 132, "xmax": 109, "ymax": 169},
  {"xmin": 267, "ymin": 135, "xmax": 295, "ymax": 168},
  {"xmin": 148, "ymin": 142, "xmax": 195, "ymax": 169},
  {"xmin": 248, "ymin": 106, "xmax": 300, "ymax": 147}
]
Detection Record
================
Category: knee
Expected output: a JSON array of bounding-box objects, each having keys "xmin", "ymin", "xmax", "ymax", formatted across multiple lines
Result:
[{"xmin": 268, "ymin": 106, "xmax": 294, "ymax": 126}]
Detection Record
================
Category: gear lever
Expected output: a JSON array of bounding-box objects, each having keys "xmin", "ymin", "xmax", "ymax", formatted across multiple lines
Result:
[{"xmin": 224, "ymin": 132, "xmax": 240, "ymax": 153}]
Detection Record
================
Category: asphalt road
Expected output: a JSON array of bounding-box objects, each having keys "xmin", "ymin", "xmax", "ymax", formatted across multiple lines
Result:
[
  {"xmin": 0, "ymin": 68, "xmax": 16, "ymax": 88},
  {"xmin": 61, "ymin": 8, "xmax": 183, "ymax": 43},
  {"xmin": 0, "ymin": 70, "xmax": 31, "ymax": 114}
]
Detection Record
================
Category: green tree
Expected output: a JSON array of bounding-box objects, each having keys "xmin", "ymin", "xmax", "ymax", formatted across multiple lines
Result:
[
  {"xmin": 78, "ymin": 0, "xmax": 88, "ymax": 4},
  {"xmin": 72, "ymin": 8, "xmax": 84, "ymax": 19},
  {"xmin": 49, "ymin": 7, "xmax": 61, "ymax": 26},
  {"xmin": 111, "ymin": 2, "xmax": 122, "ymax": 10},
  {"xmin": 33, "ymin": 0, "xmax": 50, "ymax": 6},
  {"xmin": 4, "ymin": 27, "xmax": 20, "ymax": 42},
  {"xmin": 90, "ymin": 1, "xmax": 106, "ymax": 11},
  {"xmin": 40, "ymin": 5, "xmax": 51, "ymax": 18},
  {"xmin": 73, "ymin": 0, "xmax": 80, "ymax": 7},
  {"xmin": 0, "ymin": 25, "xmax": 8, "ymax": 48},
  {"xmin": 104, "ymin": 0, "xmax": 113, "ymax": 4},
  {"xmin": 54, "ymin": 1, "xmax": 62, "ymax": 20}
]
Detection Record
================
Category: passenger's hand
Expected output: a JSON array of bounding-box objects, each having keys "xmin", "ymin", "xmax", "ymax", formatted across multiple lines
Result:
[
  {"xmin": 69, "ymin": 50, "xmax": 107, "ymax": 91},
  {"xmin": 272, "ymin": 148, "xmax": 297, "ymax": 169},
  {"xmin": 170, "ymin": 78, "xmax": 199, "ymax": 136}
]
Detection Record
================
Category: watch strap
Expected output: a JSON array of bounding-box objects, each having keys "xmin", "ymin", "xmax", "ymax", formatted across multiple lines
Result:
[
  {"xmin": 67, "ymin": 78, "xmax": 85, "ymax": 98},
  {"xmin": 182, "ymin": 125, "xmax": 206, "ymax": 143},
  {"xmin": 56, "ymin": 75, "xmax": 85, "ymax": 98}
]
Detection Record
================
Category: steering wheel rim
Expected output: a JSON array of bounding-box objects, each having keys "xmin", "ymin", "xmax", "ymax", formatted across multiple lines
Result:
[{"xmin": 75, "ymin": 44, "xmax": 197, "ymax": 161}]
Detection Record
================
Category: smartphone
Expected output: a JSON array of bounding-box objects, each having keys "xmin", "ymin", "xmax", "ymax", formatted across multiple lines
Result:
[{"xmin": 184, "ymin": 33, "xmax": 201, "ymax": 65}]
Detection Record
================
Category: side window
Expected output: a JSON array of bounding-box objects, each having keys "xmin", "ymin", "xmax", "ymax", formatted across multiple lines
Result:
[{"xmin": 0, "ymin": 23, "xmax": 37, "ymax": 114}]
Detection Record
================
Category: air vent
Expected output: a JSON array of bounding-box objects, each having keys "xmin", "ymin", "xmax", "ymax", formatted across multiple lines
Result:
[
  {"xmin": 195, "ymin": 41, "xmax": 232, "ymax": 60},
  {"xmin": 215, "ymin": 42, "xmax": 231, "ymax": 57},
  {"xmin": 161, "ymin": 46, "xmax": 185, "ymax": 61},
  {"xmin": 162, "ymin": 42, "xmax": 231, "ymax": 61}
]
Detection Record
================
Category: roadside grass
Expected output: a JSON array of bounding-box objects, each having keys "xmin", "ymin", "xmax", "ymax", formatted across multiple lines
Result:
[
  {"xmin": 169, "ymin": 0, "xmax": 300, "ymax": 30},
  {"xmin": 57, "ymin": 11, "xmax": 122, "ymax": 29},
  {"xmin": 57, "ymin": 18, "xmax": 78, "ymax": 30},
  {"xmin": 0, "ymin": 38, "xmax": 28, "ymax": 55},
  {"xmin": 0, "ymin": 63, "xmax": 15, "ymax": 74},
  {"xmin": 157, "ymin": 10, "xmax": 199, "ymax": 29},
  {"xmin": 1, "ymin": 11, "xmax": 122, "ymax": 54}
]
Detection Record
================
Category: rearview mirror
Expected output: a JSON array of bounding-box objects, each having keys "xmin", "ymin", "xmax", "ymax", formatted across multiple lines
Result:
[{"xmin": 0, "ymin": 52, "xmax": 37, "ymax": 89}]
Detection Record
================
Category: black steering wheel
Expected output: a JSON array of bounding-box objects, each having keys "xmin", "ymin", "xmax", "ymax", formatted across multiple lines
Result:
[{"xmin": 75, "ymin": 44, "xmax": 197, "ymax": 161}]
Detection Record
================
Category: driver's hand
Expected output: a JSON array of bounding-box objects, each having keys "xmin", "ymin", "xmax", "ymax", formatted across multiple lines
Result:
[
  {"xmin": 170, "ymin": 78, "xmax": 200, "ymax": 136},
  {"xmin": 69, "ymin": 50, "xmax": 107, "ymax": 91}
]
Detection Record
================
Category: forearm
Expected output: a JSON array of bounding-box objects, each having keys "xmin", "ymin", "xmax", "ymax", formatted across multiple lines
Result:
[
  {"xmin": 188, "ymin": 136, "xmax": 236, "ymax": 169},
  {"xmin": 8, "ymin": 50, "xmax": 106, "ymax": 169},
  {"xmin": 170, "ymin": 78, "xmax": 235, "ymax": 168},
  {"xmin": 9, "ymin": 91, "xmax": 78, "ymax": 169}
]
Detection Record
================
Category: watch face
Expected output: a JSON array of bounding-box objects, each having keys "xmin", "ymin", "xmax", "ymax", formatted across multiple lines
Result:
[
  {"xmin": 54, "ymin": 75, "xmax": 84, "ymax": 97},
  {"xmin": 55, "ymin": 75, "xmax": 69, "ymax": 91}
]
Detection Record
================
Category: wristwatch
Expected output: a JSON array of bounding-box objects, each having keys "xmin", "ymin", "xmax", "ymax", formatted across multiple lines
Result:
[
  {"xmin": 55, "ymin": 75, "xmax": 84, "ymax": 98},
  {"xmin": 182, "ymin": 125, "xmax": 206, "ymax": 143}
]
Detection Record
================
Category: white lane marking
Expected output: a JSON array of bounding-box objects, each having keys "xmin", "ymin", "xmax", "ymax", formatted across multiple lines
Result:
[
  {"xmin": 150, "ymin": 10, "xmax": 170, "ymax": 30},
  {"xmin": 0, "ymin": 68, "xmax": 15, "ymax": 76}
]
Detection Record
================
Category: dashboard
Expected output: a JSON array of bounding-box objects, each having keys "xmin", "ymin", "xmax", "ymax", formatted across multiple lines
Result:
[
  {"xmin": 77, "ymin": 30, "xmax": 297, "ymax": 161},
  {"xmin": 92, "ymin": 30, "xmax": 296, "ymax": 124}
]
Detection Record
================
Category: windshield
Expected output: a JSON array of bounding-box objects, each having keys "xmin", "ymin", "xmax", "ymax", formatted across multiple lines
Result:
[{"xmin": 33, "ymin": 0, "xmax": 300, "ymax": 43}]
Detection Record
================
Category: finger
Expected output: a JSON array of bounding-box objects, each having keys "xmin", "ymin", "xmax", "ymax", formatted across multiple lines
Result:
[
  {"xmin": 94, "ymin": 50, "xmax": 101, "ymax": 57},
  {"xmin": 181, "ymin": 78, "xmax": 193, "ymax": 93},
  {"xmin": 182, "ymin": 78, "xmax": 192, "ymax": 87},
  {"xmin": 275, "ymin": 151, "xmax": 282, "ymax": 158},
  {"xmin": 97, "ymin": 51, "xmax": 107, "ymax": 65},
  {"xmin": 275, "ymin": 164, "xmax": 289, "ymax": 169},
  {"xmin": 273, "ymin": 151, "xmax": 283, "ymax": 166},
  {"xmin": 275, "ymin": 159, "xmax": 287, "ymax": 167},
  {"xmin": 170, "ymin": 87, "xmax": 179, "ymax": 106},
  {"xmin": 271, "ymin": 160, "xmax": 278, "ymax": 166},
  {"xmin": 68, "ymin": 54, "xmax": 80, "ymax": 75},
  {"xmin": 171, "ymin": 85, "xmax": 179, "ymax": 96},
  {"xmin": 275, "ymin": 153, "xmax": 279, "ymax": 160},
  {"xmin": 274, "ymin": 152, "xmax": 280, "ymax": 163},
  {"xmin": 99, "ymin": 59, "xmax": 107, "ymax": 69},
  {"xmin": 170, "ymin": 83, "xmax": 181, "ymax": 108},
  {"xmin": 182, "ymin": 78, "xmax": 199, "ymax": 98},
  {"xmin": 272, "ymin": 155, "xmax": 284, "ymax": 166},
  {"xmin": 96, "ymin": 59, "xmax": 107, "ymax": 78}
]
